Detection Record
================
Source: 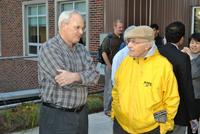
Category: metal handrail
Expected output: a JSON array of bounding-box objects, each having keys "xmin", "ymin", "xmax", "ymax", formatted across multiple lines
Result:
[
  {"xmin": 0, "ymin": 88, "xmax": 41, "ymax": 110},
  {"xmin": 0, "ymin": 56, "xmax": 38, "ymax": 60},
  {"xmin": 0, "ymin": 86, "xmax": 104, "ymax": 110}
]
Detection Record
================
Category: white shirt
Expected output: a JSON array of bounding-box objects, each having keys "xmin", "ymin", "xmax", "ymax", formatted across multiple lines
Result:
[{"xmin": 111, "ymin": 46, "xmax": 129, "ymax": 85}]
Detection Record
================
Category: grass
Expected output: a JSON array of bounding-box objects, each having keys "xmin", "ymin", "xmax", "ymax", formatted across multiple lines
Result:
[{"xmin": 0, "ymin": 93, "xmax": 103, "ymax": 133}]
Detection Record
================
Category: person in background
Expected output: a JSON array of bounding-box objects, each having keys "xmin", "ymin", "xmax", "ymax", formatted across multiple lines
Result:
[
  {"xmin": 118, "ymin": 26, "xmax": 136, "ymax": 51},
  {"xmin": 101, "ymin": 19, "xmax": 124, "ymax": 116},
  {"xmin": 182, "ymin": 33, "xmax": 200, "ymax": 134},
  {"xmin": 38, "ymin": 10, "xmax": 99, "ymax": 134},
  {"xmin": 111, "ymin": 25, "xmax": 135, "ymax": 85},
  {"xmin": 150, "ymin": 23, "xmax": 164, "ymax": 47},
  {"xmin": 158, "ymin": 21, "xmax": 198, "ymax": 134},
  {"xmin": 118, "ymin": 40, "xmax": 126, "ymax": 50},
  {"xmin": 112, "ymin": 26, "xmax": 180, "ymax": 134}
]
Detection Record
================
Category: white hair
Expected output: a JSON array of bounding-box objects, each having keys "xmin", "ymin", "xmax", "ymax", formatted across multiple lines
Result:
[{"xmin": 58, "ymin": 10, "xmax": 81, "ymax": 32}]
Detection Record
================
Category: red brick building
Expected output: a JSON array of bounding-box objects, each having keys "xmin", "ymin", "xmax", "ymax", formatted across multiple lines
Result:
[{"xmin": 0, "ymin": 0, "xmax": 200, "ymax": 92}]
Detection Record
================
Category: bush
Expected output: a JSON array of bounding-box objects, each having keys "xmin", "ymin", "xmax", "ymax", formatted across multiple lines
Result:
[
  {"xmin": 0, "ymin": 103, "xmax": 39, "ymax": 133},
  {"xmin": 87, "ymin": 93, "xmax": 103, "ymax": 113},
  {"xmin": 0, "ymin": 93, "xmax": 103, "ymax": 133}
]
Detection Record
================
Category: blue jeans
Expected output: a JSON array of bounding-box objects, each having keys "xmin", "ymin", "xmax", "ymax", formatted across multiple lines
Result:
[{"xmin": 103, "ymin": 66, "xmax": 112, "ymax": 114}]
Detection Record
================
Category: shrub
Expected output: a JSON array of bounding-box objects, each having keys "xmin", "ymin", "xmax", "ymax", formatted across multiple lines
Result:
[
  {"xmin": 0, "ymin": 93, "xmax": 103, "ymax": 133},
  {"xmin": 87, "ymin": 93, "xmax": 103, "ymax": 113},
  {"xmin": 0, "ymin": 103, "xmax": 39, "ymax": 133}
]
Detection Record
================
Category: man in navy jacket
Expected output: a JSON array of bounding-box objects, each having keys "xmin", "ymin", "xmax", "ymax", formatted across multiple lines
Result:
[{"xmin": 158, "ymin": 21, "xmax": 198, "ymax": 134}]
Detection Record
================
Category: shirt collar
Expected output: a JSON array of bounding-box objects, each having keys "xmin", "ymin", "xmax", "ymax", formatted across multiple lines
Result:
[
  {"xmin": 57, "ymin": 34, "xmax": 78, "ymax": 51},
  {"xmin": 170, "ymin": 42, "xmax": 179, "ymax": 50},
  {"xmin": 144, "ymin": 41, "xmax": 158, "ymax": 58}
]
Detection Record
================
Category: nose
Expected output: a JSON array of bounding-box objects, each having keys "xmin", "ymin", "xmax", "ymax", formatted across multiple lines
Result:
[
  {"xmin": 79, "ymin": 28, "xmax": 83, "ymax": 35},
  {"xmin": 127, "ymin": 42, "xmax": 132, "ymax": 48}
]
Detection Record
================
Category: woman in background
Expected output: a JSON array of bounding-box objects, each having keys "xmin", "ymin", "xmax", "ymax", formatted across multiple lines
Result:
[{"xmin": 182, "ymin": 33, "xmax": 200, "ymax": 134}]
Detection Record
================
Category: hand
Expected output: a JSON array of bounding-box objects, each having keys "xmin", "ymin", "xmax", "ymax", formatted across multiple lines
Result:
[
  {"xmin": 55, "ymin": 69, "xmax": 80, "ymax": 86},
  {"xmin": 108, "ymin": 64, "xmax": 112, "ymax": 70},
  {"xmin": 190, "ymin": 119, "xmax": 199, "ymax": 133},
  {"xmin": 182, "ymin": 47, "xmax": 192, "ymax": 59}
]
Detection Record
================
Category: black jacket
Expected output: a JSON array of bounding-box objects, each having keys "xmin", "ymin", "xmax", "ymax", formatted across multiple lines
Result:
[
  {"xmin": 155, "ymin": 35, "xmax": 164, "ymax": 47},
  {"xmin": 158, "ymin": 43, "xmax": 197, "ymax": 125}
]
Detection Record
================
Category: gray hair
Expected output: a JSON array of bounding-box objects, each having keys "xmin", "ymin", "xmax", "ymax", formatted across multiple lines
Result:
[
  {"xmin": 58, "ymin": 10, "xmax": 81, "ymax": 32},
  {"xmin": 113, "ymin": 19, "xmax": 123, "ymax": 26},
  {"xmin": 123, "ymin": 25, "xmax": 136, "ymax": 41}
]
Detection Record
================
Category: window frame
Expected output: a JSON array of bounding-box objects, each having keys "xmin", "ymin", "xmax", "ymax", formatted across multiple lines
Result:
[
  {"xmin": 22, "ymin": 0, "xmax": 48, "ymax": 56},
  {"xmin": 55, "ymin": 0, "xmax": 89, "ymax": 49},
  {"xmin": 191, "ymin": 6, "xmax": 200, "ymax": 33}
]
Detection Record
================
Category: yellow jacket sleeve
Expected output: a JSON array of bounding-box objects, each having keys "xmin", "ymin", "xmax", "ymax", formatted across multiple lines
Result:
[
  {"xmin": 111, "ymin": 68, "xmax": 120, "ymax": 120},
  {"xmin": 160, "ymin": 70, "xmax": 180, "ymax": 134}
]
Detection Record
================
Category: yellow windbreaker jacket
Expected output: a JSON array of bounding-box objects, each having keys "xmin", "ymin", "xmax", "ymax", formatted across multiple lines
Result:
[{"xmin": 112, "ymin": 50, "xmax": 180, "ymax": 134}]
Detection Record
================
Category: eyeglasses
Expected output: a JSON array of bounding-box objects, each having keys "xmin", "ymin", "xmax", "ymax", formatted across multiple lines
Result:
[{"xmin": 127, "ymin": 39, "xmax": 149, "ymax": 45}]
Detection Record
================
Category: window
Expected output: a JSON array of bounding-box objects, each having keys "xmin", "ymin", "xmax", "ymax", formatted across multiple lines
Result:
[
  {"xmin": 24, "ymin": 4, "xmax": 47, "ymax": 56},
  {"xmin": 192, "ymin": 7, "xmax": 200, "ymax": 33},
  {"xmin": 57, "ymin": 0, "xmax": 88, "ymax": 46}
]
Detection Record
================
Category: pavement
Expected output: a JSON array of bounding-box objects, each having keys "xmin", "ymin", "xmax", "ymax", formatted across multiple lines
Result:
[
  {"xmin": 9, "ymin": 113, "xmax": 200, "ymax": 134},
  {"xmin": 10, "ymin": 112, "xmax": 113, "ymax": 134}
]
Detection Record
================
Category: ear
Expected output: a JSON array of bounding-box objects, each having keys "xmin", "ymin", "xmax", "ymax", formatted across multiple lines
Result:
[
  {"xmin": 145, "ymin": 42, "xmax": 152, "ymax": 50},
  {"xmin": 177, "ymin": 36, "xmax": 184, "ymax": 46}
]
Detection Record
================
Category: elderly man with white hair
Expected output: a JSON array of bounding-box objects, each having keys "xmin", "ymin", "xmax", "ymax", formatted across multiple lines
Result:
[
  {"xmin": 38, "ymin": 10, "xmax": 99, "ymax": 134},
  {"xmin": 111, "ymin": 26, "xmax": 180, "ymax": 134}
]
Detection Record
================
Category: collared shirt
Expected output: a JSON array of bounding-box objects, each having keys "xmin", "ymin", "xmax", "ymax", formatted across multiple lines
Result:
[
  {"xmin": 111, "ymin": 46, "xmax": 129, "ymax": 85},
  {"xmin": 145, "ymin": 42, "xmax": 158, "ymax": 57},
  {"xmin": 170, "ymin": 42, "xmax": 179, "ymax": 49},
  {"xmin": 38, "ymin": 34, "xmax": 99, "ymax": 108}
]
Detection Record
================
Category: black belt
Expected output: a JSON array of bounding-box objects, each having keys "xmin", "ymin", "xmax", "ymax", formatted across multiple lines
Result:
[{"xmin": 42, "ymin": 102, "xmax": 84, "ymax": 113}]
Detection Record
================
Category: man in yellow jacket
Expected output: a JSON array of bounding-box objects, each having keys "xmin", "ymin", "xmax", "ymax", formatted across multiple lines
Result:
[{"xmin": 111, "ymin": 26, "xmax": 180, "ymax": 134}]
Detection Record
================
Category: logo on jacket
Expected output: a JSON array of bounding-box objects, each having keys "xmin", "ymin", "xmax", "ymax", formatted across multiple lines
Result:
[{"xmin": 144, "ymin": 81, "xmax": 152, "ymax": 87}]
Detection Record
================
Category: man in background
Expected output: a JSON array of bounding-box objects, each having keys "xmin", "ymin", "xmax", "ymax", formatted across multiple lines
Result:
[
  {"xmin": 101, "ymin": 19, "xmax": 124, "ymax": 116},
  {"xmin": 111, "ymin": 25, "xmax": 135, "ymax": 85},
  {"xmin": 158, "ymin": 21, "xmax": 198, "ymax": 134},
  {"xmin": 150, "ymin": 23, "xmax": 164, "ymax": 47}
]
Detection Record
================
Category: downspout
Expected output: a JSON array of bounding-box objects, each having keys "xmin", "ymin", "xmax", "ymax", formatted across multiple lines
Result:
[{"xmin": 149, "ymin": 0, "xmax": 152, "ymax": 25}]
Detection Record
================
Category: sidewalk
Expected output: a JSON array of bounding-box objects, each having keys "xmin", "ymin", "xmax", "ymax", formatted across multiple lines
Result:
[
  {"xmin": 11, "ymin": 112, "xmax": 113, "ymax": 134},
  {"xmin": 11, "ymin": 113, "xmax": 200, "ymax": 134}
]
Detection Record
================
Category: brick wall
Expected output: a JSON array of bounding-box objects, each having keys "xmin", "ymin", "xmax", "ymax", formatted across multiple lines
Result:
[
  {"xmin": 1, "ymin": 0, "xmax": 23, "ymax": 56},
  {"xmin": 48, "ymin": 0, "xmax": 56, "ymax": 38},
  {"xmin": 0, "ymin": 0, "xmax": 105, "ymax": 92},
  {"xmin": 0, "ymin": 0, "xmax": 104, "ymax": 56},
  {"xmin": 0, "ymin": 58, "xmax": 38, "ymax": 92},
  {"xmin": 89, "ymin": 0, "xmax": 104, "ymax": 53}
]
